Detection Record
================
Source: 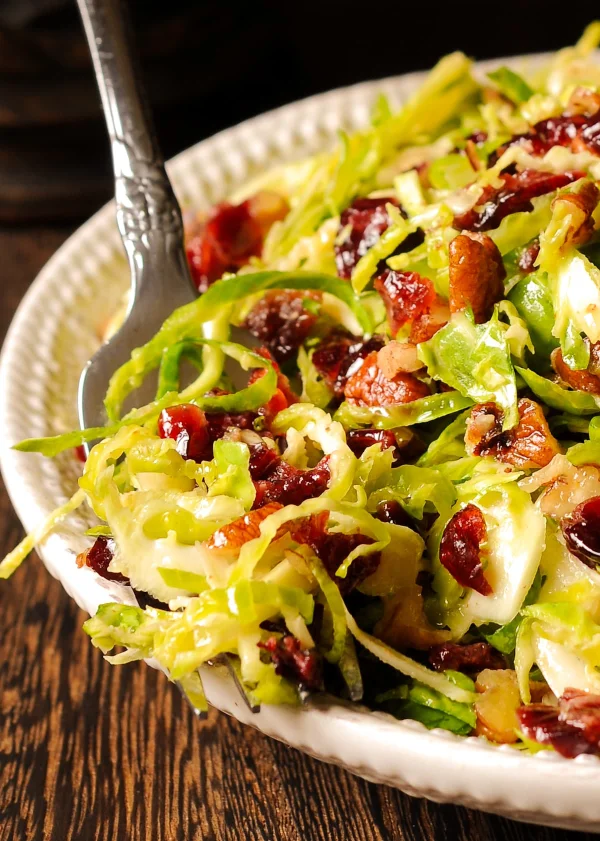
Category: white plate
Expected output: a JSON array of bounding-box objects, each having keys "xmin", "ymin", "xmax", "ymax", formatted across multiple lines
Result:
[{"xmin": 2, "ymin": 53, "xmax": 600, "ymax": 832}]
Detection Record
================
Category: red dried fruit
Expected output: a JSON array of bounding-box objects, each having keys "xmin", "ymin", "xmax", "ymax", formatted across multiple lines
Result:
[
  {"xmin": 289, "ymin": 512, "xmax": 380, "ymax": 594},
  {"xmin": 374, "ymin": 499, "xmax": 413, "ymax": 528},
  {"xmin": 258, "ymin": 635, "xmax": 323, "ymax": 692},
  {"xmin": 247, "ymin": 347, "xmax": 298, "ymax": 424},
  {"xmin": 158, "ymin": 404, "xmax": 211, "ymax": 462},
  {"xmin": 448, "ymin": 232, "xmax": 506, "ymax": 323},
  {"xmin": 253, "ymin": 458, "xmax": 331, "ymax": 508},
  {"xmin": 247, "ymin": 441, "xmax": 281, "ymax": 480},
  {"xmin": 346, "ymin": 428, "xmax": 399, "ymax": 460},
  {"xmin": 244, "ymin": 290, "xmax": 321, "ymax": 364},
  {"xmin": 74, "ymin": 445, "xmax": 87, "ymax": 463},
  {"xmin": 312, "ymin": 332, "xmax": 385, "ymax": 398},
  {"xmin": 517, "ymin": 690, "xmax": 600, "ymax": 758},
  {"xmin": 561, "ymin": 496, "xmax": 600, "ymax": 569},
  {"xmin": 374, "ymin": 270, "xmax": 436, "ymax": 336},
  {"xmin": 428, "ymin": 641, "xmax": 506, "ymax": 673},
  {"xmin": 454, "ymin": 170, "xmax": 583, "ymax": 232},
  {"xmin": 335, "ymin": 197, "xmax": 400, "ymax": 279},
  {"xmin": 518, "ymin": 239, "xmax": 540, "ymax": 273},
  {"xmin": 344, "ymin": 350, "xmax": 430, "ymax": 407},
  {"xmin": 439, "ymin": 504, "xmax": 492, "ymax": 595},
  {"xmin": 77, "ymin": 536, "xmax": 128, "ymax": 583}
]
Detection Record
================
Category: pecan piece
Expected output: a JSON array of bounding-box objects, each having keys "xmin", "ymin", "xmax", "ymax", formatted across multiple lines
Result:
[
  {"xmin": 343, "ymin": 351, "xmax": 430, "ymax": 407},
  {"xmin": 551, "ymin": 343, "xmax": 600, "ymax": 395},
  {"xmin": 465, "ymin": 398, "xmax": 560, "ymax": 469},
  {"xmin": 448, "ymin": 232, "xmax": 506, "ymax": 323},
  {"xmin": 206, "ymin": 502, "xmax": 284, "ymax": 553},
  {"xmin": 550, "ymin": 180, "xmax": 599, "ymax": 249}
]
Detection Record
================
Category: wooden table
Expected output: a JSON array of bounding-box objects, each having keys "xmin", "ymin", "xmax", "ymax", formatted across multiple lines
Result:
[{"xmin": 0, "ymin": 225, "xmax": 594, "ymax": 841}]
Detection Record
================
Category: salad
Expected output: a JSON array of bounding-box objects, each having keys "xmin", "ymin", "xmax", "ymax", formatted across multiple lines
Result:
[{"xmin": 5, "ymin": 26, "xmax": 600, "ymax": 759}]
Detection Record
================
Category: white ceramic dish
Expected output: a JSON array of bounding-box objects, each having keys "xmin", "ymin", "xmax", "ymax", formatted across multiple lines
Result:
[{"xmin": 2, "ymin": 53, "xmax": 600, "ymax": 832}]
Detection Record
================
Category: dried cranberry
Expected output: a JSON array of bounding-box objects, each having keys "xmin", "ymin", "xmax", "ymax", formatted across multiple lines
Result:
[
  {"xmin": 335, "ymin": 197, "xmax": 400, "ymax": 279},
  {"xmin": 454, "ymin": 170, "xmax": 583, "ymax": 232},
  {"xmin": 258, "ymin": 635, "xmax": 323, "ymax": 692},
  {"xmin": 428, "ymin": 641, "xmax": 506, "ymax": 673},
  {"xmin": 439, "ymin": 504, "xmax": 492, "ymax": 595},
  {"xmin": 312, "ymin": 332, "xmax": 385, "ymax": 399},
  {"xmin": 186, "ymin": 200, "xmax": 263, "ymax": 293},
  {"xmin": 80, "ymin": 536, "xmax": 128, "ymax": 583},
  {"xmin": 374, "ymin": 499, "xmax": 412, "ymax": 528},
  {"xmin": 579, "ymin": 117, "xmax": 600, "ymax": 155},
  {"xmin": 253, "ymin": 458, "xmax": 330, "ymax": 508},
  {"xmin": 561, "ymin": 496, "xmax": 600, "ymax": 569},
  {"xmin": 247, "ymin": 346, "xmax": 299, "ymax": 422},
  {"xmin": 289, "ymin": 512, "xmax": 380, "ymax": 594},
  {"xmin": 346, "ymin": 428, "xmax": 399, "ymax": 460},
  {"xmin": 244, "ymin": 290, "xmax": 320, "ymax": 364},
  {"xmin": 517, "ymin": 690, "xmax": 600, "ymax": 758},
  {"xmin": 374, "ymin": 270, "xmax": 436, "ymax": 337},
  {"xmin": 158, "ymin": 404, "xmax": 211, "ymax": 461},
  {"xmin": 247, "ymin": 441, "xmax": 281, "ymax": 480},
  {"xmin": 74, "ymin": 445, "xmax": 87, "ymax": 463}
]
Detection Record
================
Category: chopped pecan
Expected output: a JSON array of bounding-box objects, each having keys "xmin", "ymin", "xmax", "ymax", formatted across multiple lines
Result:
[
  {"xmin": 551, "ymin": 343, "xmax": 600, "ymax": 396},
  {"xmin": 475, "ymin": 669, "xmax": 520, "ymax": 744},
  {"xmin": 374, "ymin": 586, "xmax": 451, "ymax": 651},
  {"xmin": 448, "ymin": 232, "xmax": 506, "ymax": 323},
  {"xmin": 409, "ymin": 297, "xmax": 451, "ymax": 343},
  {"xmin": 206, "ymin": 502, "xmax": 284, "ymax": 553},
  {"xmin": 565, "ymin": 87, "xmax": 600, "ymax": 117},
  {"xmin": 376, "ymin": 342, "xmax": 424, "ymax": 378},
  {"xmin": 550, "ymin": 180, "xmax": 599, "ymax": 249},
  {"xmin": 517, "ymin": 239, "xmax": 540, "ymax": 273},
  {"xmin": 312, "ymin": 332, "xmax": 385, "ymax": 399},
  {"xmin": 465, "ymin": 398, "xmax": 560, "ymax": 469},
  {"xmin": 343, "ymin": 350, "xmax": 430, "ymax": 407}
]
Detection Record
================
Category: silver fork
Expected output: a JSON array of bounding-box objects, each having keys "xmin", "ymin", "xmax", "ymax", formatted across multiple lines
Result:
[
  {"xmin": 76, "ymin": 0, "xmax": 197, "ymax": 435},
  {"xmin": 77, "ymin": 0, "xmax": 259, "ymax": 716}
]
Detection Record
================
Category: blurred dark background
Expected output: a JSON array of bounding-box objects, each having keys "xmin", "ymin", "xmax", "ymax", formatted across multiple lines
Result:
[{"xmin": 1, "ymin": 0, "xmax": 598, "ymax": 222}]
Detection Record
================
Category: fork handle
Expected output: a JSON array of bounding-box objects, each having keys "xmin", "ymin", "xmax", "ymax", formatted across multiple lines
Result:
[{"xmin": 77, "ymin": 0, "xmax": 188, "ymax": 286}]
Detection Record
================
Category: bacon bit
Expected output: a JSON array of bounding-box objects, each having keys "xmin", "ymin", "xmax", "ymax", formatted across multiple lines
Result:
[
  {"xmin": 374, "ymin": 586, "xmax": 451, "ymax": 650},
  {"xmin": 344, "ymin": 350, "xmax": 430, "ymax": 407},
  {"xmin": 439, "ymin": 504, "xmax": 492, "ymax": 596},
  {"xmin": 465, "ymin": 398, "xmax": 560, "ymax": 469},
  {"xmin": 448, "ymin": 232, "xmax": 506, "ymax": 323},
  {"xmin": 429, "ymin": 642, "xmax": 506, "ymax": 673},
  {"xmin": 409, "ymin": 297, "xmax": 451, "ymax": 343},
  {"xmin": 551, "ymin": 344, "xmax": 600, "ymax": 395},
  {"xmin": 517, "ymin": 689, "xmax": 600, "ymax": 758},
  {"xmin": 76, "ymin": 536, "xmax": 128, "ymax": 583},
  {"xmin": 206, "ymin": 502, "xmax": 284, "ymax": 552},
  {"xmin": 312, "ymin": 332, "xmax": 386, "ymax": 399},
  {"xmin": 288, "ymin": 511, "xmax": 380, "ymax": 594},
  {"xmin": 561, "ymin": 496, "xmax": 600, "ymax": 569},
  {"xmin": 550, "ymin": 180, "xmax": 599, "ymax": 249},
  {"xmin": 518, "ymin": 239, "xmax": 540, "ymax": 273},
  {"xmin": 374, "ymin": 270, "xmax": 436, "ymax": 337},
  {"xmin": 377, "ymin": 342, "xmax": 425, "ymax": 378},
  {"xmin": 475, "ymin": 669, "xmax": 520, "ymax": 744},
  {"xmin": 454, "ymin": 170, "xmax": 584, "ymax": 233},
  {"xmin": 258, "ymin": 635, "xmax": 323, "ymax": 692},
  {"xmin": 186, "ymin": 192, "xmax": 289, "ymax": 292},
  {"xmin": 335, "ymin": 197, "xmax": 400, "ymax": 279},
  {"xmin": 244, "ymin": 290, "xmax": 321, "ymax": 364}
]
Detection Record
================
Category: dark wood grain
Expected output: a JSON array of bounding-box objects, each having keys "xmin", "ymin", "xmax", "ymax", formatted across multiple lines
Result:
[{"xmin": 0, "ymin": 226, "xmax": 596, "ymax": 841}]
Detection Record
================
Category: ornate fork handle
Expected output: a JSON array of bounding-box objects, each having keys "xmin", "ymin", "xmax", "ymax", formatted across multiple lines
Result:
[{"xmin": 77, "ymin": 0, "xmax": 184, "ymax": 251}]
